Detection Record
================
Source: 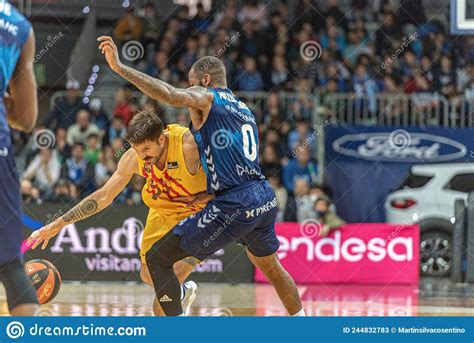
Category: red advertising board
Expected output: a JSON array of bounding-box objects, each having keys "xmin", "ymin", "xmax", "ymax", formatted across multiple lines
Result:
[{"xmin": 255, "ymin": 223, "xmax": 419, "ymax": 284}]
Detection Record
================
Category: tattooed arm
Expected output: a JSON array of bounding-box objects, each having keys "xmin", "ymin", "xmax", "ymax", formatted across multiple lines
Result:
[
  {"xmin": 97, "ymin": 36, "xmax": 213, "ymax": 128},
  {"xmin": 27, "ymin": 149, "xmax": 138, "ymax": 249}
]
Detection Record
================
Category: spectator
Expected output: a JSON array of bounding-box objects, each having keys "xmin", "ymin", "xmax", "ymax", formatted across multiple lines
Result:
[
  {"xmin": 143, "ymin": 97, "xmax": 166, "ymax": 124},
  {"xmin": 411, "ymin": 73, "xmax": 439, "ymax": 123},
  {"xmin": 125, "ymin": 175, "xmax": 146, "ymax": 205},
  {"xmin": 343, "ymin": 29, "xmax": 370, "ymax": 67},
  {"xmin": 146, "ymin": 51, "xmax": 178, "ymax": 83},
  {"xmin": 271, "ymin": 55, "xmax": 289, "ymax": 89},
  {"xmin": 22, "ymin": 148, "xmax": 61, "ymax": 197},
  {"xmin": 236, "ymin": 56, "xmax": 264, "ymax": 91},
  {"xmin": 267, "ymin": 172, "xmax": 288, "ymax": 222},
  {"xmin": 55, "ymin": 128, "xmax": 71, "ymax": 164},
  {"xmin": 50, "ymin": 179, "xmax": 76, "ymax": 203},
  {"xmin": 88, "ymin": 98, "xmax": 109, "ymax": 133},
  {"xmin": 291, "ymin": 78, "xmax": 315, "ymax": 120},
  {"xmin": 107, "ymin": 117, "xmax": 127, "ymax": 146},
  {"xmin": 66, "ymin": 109, "xmax": 101, "ymax": 147},
  {"xmin": 114, "ymin": 86, "xmax": 136, "ymax": 125},
  {"xmin": 111, "ymin": 137, "xmax": 127, "ymax": 161},
  {"xmin": 294, "ymin": 0, "xmax": 324, "ymax": 33},
  {"xmin": 260, "ymin": 145, "xmax": 281, "ymax": 177},
  {"xmin": 84, "ymin": 133, "xmax": 101, "ymax": 165},
  {"xmin": 20, "ymin": 179, "xmax": 41, "ymax": 204},
  {"xmin": 375, "ymin": 12, "xmax": 399, "ymax": 56},
  {"xmin": 324, "ymin": 0, "xmax": 348, "ymax": 31},
  {"xmin": 352, "ymin": 63, "xmax": 378, "ymax": 114},
  {"xmin": 177, "ymin": 37, "xmax": 199, "ymax": 76},
  {"xmin": 284, "ymin": 177, "xmax": 313, "ymax": 222},
  {"xmin": 433, "ymin": 55, "xmax": 456, "ymax": 95},
  {"xmin": 288, "ymin": 119, "xmax": 313, "ymax": 155},
  {"xmin": 115, "ymin": 8, "xmax": 142, "ymax": 43},
  {"xmin": 238, "ymin": 0, "xmax": 268, "ymax": 30},
  {"xmin": 191, "ymin": 2, "xmax": 210, "ymax": 32},
  {"xmin": 95, "ymin": 146, "xmax": 118, "ymax": 188},
  {"xmin": 43, "ymin": 79, "xmax": 85, "ymax": 130},
  {"xmin": 140, "ymin": 2, "xmax": 161, "ymax": 52},
  {"xmin": 62, "ymin": 143, "xmax": 96, "ymax": 197},
  {"xmin": 282, "ymin": 145, "xmax": 318, "ymax": 193},
  {"xmin": 263, "ymin": 129, "xmax": 288, "ymax": 163},
  {"xmin": 314, "ymin": 197, "xmax": 345, "ymax": 237}
]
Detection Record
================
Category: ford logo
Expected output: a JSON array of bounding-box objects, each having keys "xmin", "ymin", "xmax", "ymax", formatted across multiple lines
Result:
[{"xmin": 333, "ymin": 132, "xmax": 467, "ymax": 162}]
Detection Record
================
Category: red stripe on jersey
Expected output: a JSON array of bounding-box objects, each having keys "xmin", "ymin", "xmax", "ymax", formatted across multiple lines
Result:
[{"xmin": 164, "ymin": 171, "xmax": 192, "ymax": 196}]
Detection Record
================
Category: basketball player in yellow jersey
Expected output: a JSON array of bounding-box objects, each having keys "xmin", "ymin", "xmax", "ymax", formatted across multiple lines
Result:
[{"xmin": 27, "ymin": 110, "xmax": 211, "ymax": 316}]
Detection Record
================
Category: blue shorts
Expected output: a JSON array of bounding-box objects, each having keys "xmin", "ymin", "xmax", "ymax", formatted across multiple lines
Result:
[
  {"xmin": 173, "ymin": 180, "xmax": 280, "ymax": 261},
  {"xmin": 0, "ymin": 145, "xmax": 22, "ymax": 265}
]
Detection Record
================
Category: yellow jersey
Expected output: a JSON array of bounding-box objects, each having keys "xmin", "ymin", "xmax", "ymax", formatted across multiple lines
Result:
[{"xmin": 136, "ymin": 124, "xmax": 207, "ymax": 218}]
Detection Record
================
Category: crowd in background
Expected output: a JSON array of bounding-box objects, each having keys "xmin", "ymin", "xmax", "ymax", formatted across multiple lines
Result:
[{"xmin": 14, "ymin": 0, "xmax": 466, "ymax": 227}]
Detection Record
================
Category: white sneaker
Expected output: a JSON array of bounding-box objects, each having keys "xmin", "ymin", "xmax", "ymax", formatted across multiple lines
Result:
[{"xmin": 181, "ymin": 281, "xmax": 198, "ymax": 316}]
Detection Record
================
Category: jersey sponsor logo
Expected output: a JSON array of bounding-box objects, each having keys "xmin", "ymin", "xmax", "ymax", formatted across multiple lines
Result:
[
  {"xmin": 167, "ymin": 161, "xmax": 179, "ymax": 169},
  {"xmin": 224, "ymin": 105, "xmax": 256, "ymax": 123},
  {"xmin": 217, "ymin": 91, "xmax": 251, "ymax": 112},
  {"xmin": 245, "ymin": 197, "xmax": 277, "ymax": 218},
  {"xmin": 236, "ymin": 164, "xmax": 261, "ymax": 176}
]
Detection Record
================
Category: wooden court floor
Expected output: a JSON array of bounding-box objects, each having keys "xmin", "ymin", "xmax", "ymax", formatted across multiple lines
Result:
[{"xmin": 1, "ymin": 279, "xmax": 474, "ymax": 316}]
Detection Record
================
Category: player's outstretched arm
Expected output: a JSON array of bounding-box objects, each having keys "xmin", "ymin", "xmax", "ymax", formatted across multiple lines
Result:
[
  {"xmin": 27, "ymin": 149, "xmax": 138, "ymax": 249},
  {"xmin": 6, "ymin": 28, "xmax": 38, "ymax": 133},
  {"xmin": 97, "ymin": 36, "xmax": 212, "ymax": 110}
]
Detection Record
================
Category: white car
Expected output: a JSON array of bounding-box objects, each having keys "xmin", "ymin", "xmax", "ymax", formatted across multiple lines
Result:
[{"xmin": 385, "ymin": 163, "xmax": 474, "ymax": 277}]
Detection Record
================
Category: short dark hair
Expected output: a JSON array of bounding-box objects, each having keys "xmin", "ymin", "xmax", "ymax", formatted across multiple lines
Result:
[
  {"xmin": 72, "ymin": 142, "xmax": 85, "ymax": 150},
  {"xmin": 191, "ymin": 56, "xmax": 226, "ymax": 86},
  {"xmin": 315, "ymin": 196, "xmax": 331, "ymax": 207},
  {"xmin": 125, "ymin": 110, "xmax": 164, "ymax": 145}
]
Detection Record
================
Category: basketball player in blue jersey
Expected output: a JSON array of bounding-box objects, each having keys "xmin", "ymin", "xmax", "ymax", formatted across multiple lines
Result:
[
  {"xmin": 98, "ymin": 36, "xmax": 304, "ymax": 316},
  {"xmin": 0, "ymin": 0, "xmax": 39, "ymax": 315}
]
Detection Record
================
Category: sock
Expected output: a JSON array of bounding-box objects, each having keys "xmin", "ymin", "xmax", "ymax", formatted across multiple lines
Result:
[
  {"xmin": 150, "ymin": 264, "xmax": 183, "ymax": 316},
  {"xmin": 292, "ymin": 308, "xmax": 306, "ymax": 316}
]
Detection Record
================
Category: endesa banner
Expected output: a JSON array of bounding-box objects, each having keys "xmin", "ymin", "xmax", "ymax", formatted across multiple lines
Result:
[{"xmin": 255, "ymin": 223, "xmax": 419, "ymax": 284}]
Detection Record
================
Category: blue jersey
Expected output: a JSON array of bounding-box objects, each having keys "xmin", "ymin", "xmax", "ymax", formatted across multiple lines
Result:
[
  {"xmin": 0, "ymin": 0, "xmax": 31, "ymax": 147},
  {"xmin": 191, "ymin": 88, "xmax": 264, "ymax": 194}
]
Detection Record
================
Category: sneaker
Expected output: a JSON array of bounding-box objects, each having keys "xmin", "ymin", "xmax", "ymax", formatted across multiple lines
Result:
[{"xmin": 181, "ymin": 281, "xmax": 198, "ymax": 316}]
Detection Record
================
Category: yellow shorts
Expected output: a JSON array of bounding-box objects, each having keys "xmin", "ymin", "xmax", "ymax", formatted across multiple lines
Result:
[{"xmin": 140, "ymin": 209, "xmax": 185, "ymax": 264}]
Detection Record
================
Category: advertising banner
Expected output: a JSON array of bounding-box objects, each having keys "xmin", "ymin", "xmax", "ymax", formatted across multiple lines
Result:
[
  {"xmin": 255, "ymin": 222, "xmax": 419, "ymax": 284},
  {"xmin": 22, "ymin": 204, "xmax": 253, "ymax": 283},
  {"xmin": 324, "ymin": 125, "xmax": 474, "ymax": 222}
]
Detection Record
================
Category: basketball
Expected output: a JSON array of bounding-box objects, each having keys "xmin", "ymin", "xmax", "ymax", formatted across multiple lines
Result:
[{"xmin": 24, "ymin": 259, "xmax": 62, "ymax": 305}]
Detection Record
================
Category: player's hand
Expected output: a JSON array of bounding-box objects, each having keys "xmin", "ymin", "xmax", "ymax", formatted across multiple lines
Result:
[
  {"xmin": 26, "ymin": 221, "xmax": 63, "ymax": 250},
  {"xmin": 97, "ymin": 36, "xmax": 122, "ymax": 72},
  {"xmin": 173, "ymin": 192, "xmax": 215, "ymax": 208}
]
